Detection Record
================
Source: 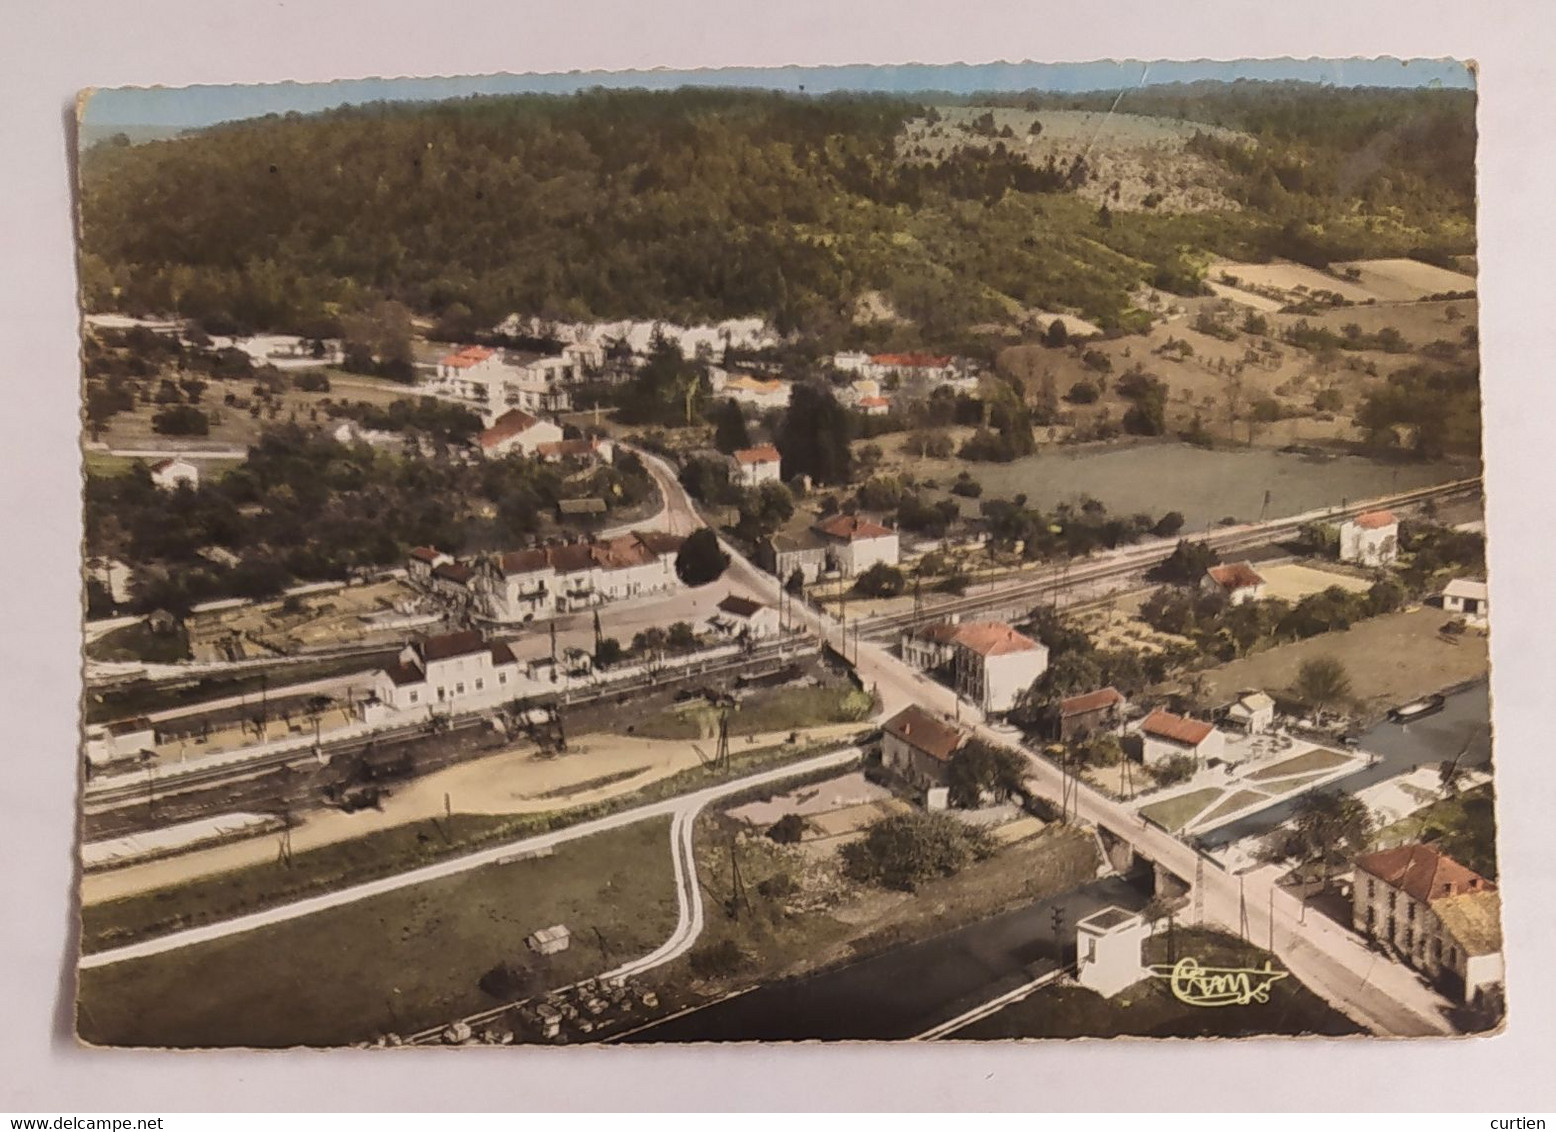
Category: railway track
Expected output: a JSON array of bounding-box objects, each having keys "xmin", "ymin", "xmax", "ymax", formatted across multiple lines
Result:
[{"xmin": 853, "ymin": 477, "xmax": 1480, "ymax": 639}]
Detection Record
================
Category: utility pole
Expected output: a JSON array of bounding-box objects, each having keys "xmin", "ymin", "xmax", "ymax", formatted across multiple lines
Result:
[
  {"xmin": 549, "ymin": 620, "xmax": 558, "ymax": 665},
  {"xmin": 1238, "ymin": 873, "xmax": 1250, "ymax": 944},
  {"xmin": 727, "ymin": 832, "xmax": 751, "ymax": 921},
  {"xmin": 1050, "ymin": 904, "xmax": 1067, "ymax": 970},
  {"xmin": 1194, "ymin": 856, "xmax": 1205, "ymax": 926}
]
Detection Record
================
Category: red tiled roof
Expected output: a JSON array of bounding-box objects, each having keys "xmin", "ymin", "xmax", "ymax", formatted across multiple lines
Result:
[
  {"xmin": 409, "ymin": 546, "xmax": 443, "ymax": 564},
  {"xmin": 1353, "ymin": 510, "xmax": 1398, "ymax": 530},
  {"xmin": 1140, "ymin": 708, "xmax": 1215, "ymax": 747},
  {"xmin": 536, "ymin": 437, "xmax": 604, "ymax": 459},
  {"xmin": 815, "ymin": 513, "xmax": 894, "ymax": 542},
  {"xmin": 1355, "ymin": 843, "xmax": 1495, "ymax": 905},
  {"xmin": 417, "ymin": 629, "xmax": 486, "ymax": 663},
  {"xmin": 909, "ymin": 620, "xmax": 963, "ymax": 645},
  {"xmin": 952, "ymin": 621, "xmax": 1041, "ymax": 657},
  {"xmin": 883, "ymin": 705, "xmax": 966, "ymax": 763},
  {"xmin": 479, "ymin": 409, "xmax": 544, "ymax": 450},
  {"xmin": 1060, "ymin": 687, "xmax": 1125, "ymax": 718},
  {"xmin": 1206, "ymin": 562, "xmax": 1266, "ymax": 591},
  {"xmin": 857, "ymin": 396, "xmax": 891, "ymax": 409},
  {"xmin": 734, "ymin": 444, "xmax": 781, "ymax": 465},
  {"xmin": 631, "ymin": 530, "xmax": 685, "ymax": 556},
  {"xmin": 869, "ymin": 353, "xmax": 952, "ymax": 368},
  {"xmin": 432, "ymin": 562, "xmax": 474, "ymax": 585},
  {"xmin": 440, "ymin": 345, "xmax": 496, "ymax": 368}
]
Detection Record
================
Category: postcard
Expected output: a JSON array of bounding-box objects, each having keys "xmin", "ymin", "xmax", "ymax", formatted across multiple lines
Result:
[{"xmin": 73, "ymin": 57, "xmax": 1500, "ymax": 1047}]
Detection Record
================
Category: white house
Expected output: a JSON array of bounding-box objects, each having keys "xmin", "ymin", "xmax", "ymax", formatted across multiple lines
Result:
[
  {"xmin": 1339, "ymin": 509, "xmax": 1399, "ymax": 567},
  {"xmin": 1203, "ymin": 561, "xmax": 1267, "ymax": 606},
  {"xmin": 1442, "ymin": 578, "xmax": 1489, "ymax": 625},
  {"xmin": 84, "ymin": 716, "xmax": 158, "ymax": 768},
  {"xmin": 856, "ymin": 395, "xmax": 891, "ymax": 417},
  {"xmin": 535, "ymin": 436, "xmax": 615, "ymax": 466},
  {"xmin": 733, "ymin": 444, "xmax": 783, "ymax": 487},
  {"xmin": 814, "ymin": 513, "xmax": 899, "ymax": 577},
  {"xmin": 374, "ymin": 629, "xmax": 522, "ymax": 715},
  {"xmin": 1352, "ymin": 843, "xmax": 1503, "ymax": 1004},
  {"xmin": 716, "ymin": 374, "xmax": 791, "ymax": 410},
  {"xmin": 406, "ymin": 546, "xmax": 453, "ymax": 588},
  {"xmin": 881, "ymin": 704, "xmax": 967, "ymax": 798},
  {"xmin": 149, "ymin": 457, "xmax": 199, "ymax": 491},
  {"xmin": 473, "ymin": 531, "xmax": 683, "ymax": 623},
  {"xmin": 708, "ymin": 594, "xmax": 780, "ymax": 642},
  {"xmin": 857, "ymin": 352, "xmax": 959, "ymax": 385},
  {"xmin": 477, "ymin": 409, "xmax": 565, "ymax": 458},
  {"xmin": 1225, "ymin": 690, "xmax": 1276, "ymax": 734},
  {"xmin": 1138, "ymin": 708, "xmax": 1224, "ymax": 769},
  {"xmin": 1075, "ymin": 907, "xmax": 1152, "ymax": 998},
  {"xmin": 900, "ymin": 619, "xmax": 964, "ymax": 672},
  {"xmin": 947, "ymin": 621, "xmax": 1049, "ymax": 715},
  {"xmin": 758, "ymin": 529, "xmax": 830, "ymax": 585}
]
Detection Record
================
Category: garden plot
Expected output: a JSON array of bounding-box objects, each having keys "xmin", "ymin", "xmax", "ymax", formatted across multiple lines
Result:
[
  {"xmin": 1254, "ymin": 562, "xmax": 1372, "ymax": 604},
  {"xmin": 1211, "ymin": 260, "xmax": 1379, "ymax": 305},
  {"xmin": 1330, "ymin": 258, "xmax": 1477, "ymax": 302}
]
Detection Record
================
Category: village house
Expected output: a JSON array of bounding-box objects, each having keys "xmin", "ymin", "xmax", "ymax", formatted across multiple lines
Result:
[
  {"xmin": 1442, "ymin": 578, "xmax": 1489, "ymax": 626},
  {"xmin": 477, "ymin": 409, "xmax": 565, "ymax": 459},
  {"xmin": 880, "ymin": 704, "xmax": 967, "ymax": 801},
  {"xmin": 1224, "ymin": 690, "xmax": 1276, "ymax": 734},
  {"xmin": 148, "ymin": 457, "xmax": 199, "ymax": 492},
  {"xmin": 1352, "ymin": 843, "xmax": 1503, "ymax": 1004},
  {"xmin": 473, "ymin": 531, "xmax": 683, "ymax": 623},
  {"xmin": 429, "ymin": 346, "xmax": 574, "ymax": 417},
  {"xmin": 813, "ymin": 513, "xmax": 899, "ymax": 577},
  {"xmin": 1339, "ymin": 509, "xmax": 1400, "ymax": 567},
  {"xmin": 1137, "ymin": 708, "xmax": 1224, "ymax": 769},
  {"xmin": 406, "ymin": 546, "xmax": 454, "ymax": 588},
  {"xmin": 852, "ymin": 352, "xmax": 960, "ymax": 385},
  {"xmin": 430, "ymin": 561, "xmax": 478, "ymax": 608},
  {"xmin": 715, "ymin": 373, "xmax": 791, "ymax": 410},
  {"xmin": 899, "ymin": 619, "xmax": 964, "ymax": 672},
  {"xmin": 708, "ymin": 594, "xmax": 780, "ymax": 642},
  {"xmin": 1203, "ymin": 561, "xmax": 1267, "ymax": 606},
  {"xmin": 371, "ymin": 629, "xmax": 521, "ymax": 716},
  {"xmin": 949, "ymin": 621, "xmax": 1050, "ymax": 715},
  {"xmin": 856, "ymin": 395, "xmax": 891, "ymax": 417},
  {"xmin": 757, "ymin": 528, "xmax": 831, "ymax": 586},
  {"xmin": 535, "ymin": 436, "xmax": 614, "ymax": 466},
  {"xmin": 732, "ymin": 444, "xmax": 783, "ymax": 487},
  {"xmin": 1054, "ymin": 686, "xmax": 1127, "ymax": 743}
]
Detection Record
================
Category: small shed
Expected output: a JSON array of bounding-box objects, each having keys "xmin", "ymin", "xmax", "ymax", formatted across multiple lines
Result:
[
  {"xmin": 526, "ymin": 924, "xmax": 571, "ymax": 956},
  {"xmin": 1225, "ymin": 691, "xmax": 1276, "ymax": 735},
  {"xmin": 557, "ymin": 497, "xmax": 607, "ymax": 519},
  {"xmin": 1076, "ymin": 906, "xmax": 1150, "ymax": 998}
]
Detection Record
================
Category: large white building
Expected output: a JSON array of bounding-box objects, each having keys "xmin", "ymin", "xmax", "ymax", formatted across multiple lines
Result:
[
  {"xmin": 814, "ymin": 513, "xmax": 899, "ymax": 577},
  {"xmin": 472, "ymin": 530, "xmax": 684, "ymax": 623},
  {"xmin": 372, "ymin": 629, "xmax": 521, "ymax": 715},
  {"xmin": 714, "ymin": 372, "xmax": 791, "ymax": 410},
  {"xmin": 428, "ymin": 345, "xmax": 576, "ymax": 418},
  {"xmin": 1339, "ymin": 509, "xmax": 1400, "ymax": 567},
  {"xmin": 1352, "ymin": 843, "xmax": 1503, "ymax": 1004},
  {"xmin": 900, "ymin": 618, "xmax": 1049, "ymax": 715}
]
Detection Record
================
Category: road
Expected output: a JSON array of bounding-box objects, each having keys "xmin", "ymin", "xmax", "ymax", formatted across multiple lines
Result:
[
  {"xmin": 673, "ymin": 465, "xmax": 1458, "ymax": 1036},
  {"xmin": 79, "ymin": 745, "xmax": 862, "ymax": 971},
  {"xmin": 615, "ymin": 873, "xmax": 1150, "ymax": 1043}
]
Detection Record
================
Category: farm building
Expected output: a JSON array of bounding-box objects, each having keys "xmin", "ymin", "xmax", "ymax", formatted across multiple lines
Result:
[
  {"xmin": 1339, "ymin": 510, "xmax": 1399, "ymax": 567},
  {"xmin": 1442, "ymin": 578, "xmax": 1489, "ymax": 625},
  {"xmin": 1137, "ymin": 708, "xmax": 1223, "ymax": 769},
  {"xmin": 1203, "ymin": 562, "xmax": 1267, "ymax": 606}
]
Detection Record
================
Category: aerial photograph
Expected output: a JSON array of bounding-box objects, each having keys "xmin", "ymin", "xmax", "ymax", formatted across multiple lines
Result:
[{"xmin": 72, "ymin": 58, "xmax": 1500, "ymax": 1047}]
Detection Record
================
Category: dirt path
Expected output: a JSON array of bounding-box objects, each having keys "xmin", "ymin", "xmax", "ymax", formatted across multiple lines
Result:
[{"xmin": 81, "ymin": 722, "xmax": 866, "ymax": 905}]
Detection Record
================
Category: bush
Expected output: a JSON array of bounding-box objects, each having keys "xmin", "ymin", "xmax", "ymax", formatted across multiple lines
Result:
[
  {"xmin": 1066, "ymin": 380, "xmax": 1100, "ymax": 404},
  {"xmin": 1153, "ymin": 754, "xmax": 1198, "ymax": 786},
  {"xmin": 689, "ymin": 938, "xmax": 752, "ymax": 980},
  {"xmin": 151, "ymin": 404, "xmax": 210, "ymax": 436},
  {"xmin": 594, "ymin": 637, "xmax": 624, "ymax": 667},
  {"xmin": 766, "ymin": 813, "xmax": 808, "ymax": 844},
  {"xmin": 950, "ymin": 473, "xmax": 983, "ymax": 499},
  {"xmin": 840, "ymin": 811, "xmax": 996, "ymax": 891},
  {"xmin": 854, "ymin": 562, "xmax": 907, "ymax": 598},
  {"xmin": 293, "ymin": 371, "xmax": 331, "ymax": 393}
]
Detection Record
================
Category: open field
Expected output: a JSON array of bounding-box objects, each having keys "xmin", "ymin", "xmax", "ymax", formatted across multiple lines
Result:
[
  {"xmin": 1256, "ymin": 562, "xmax": 1372, "ymax": 603},
  {"xmin": 951, "ymin": 927, "xmax": 1360, "ymax": 1039},
  {"xmin": 1332, "ymin": 258, "xmax": 1478, "ymax": 302},
  {"xmin": 184, "ymin": 579, "xmax": 424, "ymax": 659},
  {"xmin": 1211, "ymin": 259, "xmax": 1380, "ymax": 305},
  {"xmin": 1189, "ymin": 606, "xmax": 1490, "ymax": 716},
  {"xmin": 78, "ymin": 817, "xmax": 676, "ymax": 1047},
  {"xmin": 631, "ymin": 682, "xmax": 876, "ymax": 741}
]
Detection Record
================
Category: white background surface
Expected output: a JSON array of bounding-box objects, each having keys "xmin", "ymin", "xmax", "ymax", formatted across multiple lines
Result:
[{"xmin": 2, "ymin": 0, "xmax": 1554, "ymax": 1112}]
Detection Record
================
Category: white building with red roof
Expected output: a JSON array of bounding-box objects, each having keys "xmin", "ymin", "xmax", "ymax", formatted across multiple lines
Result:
[
  {"xmin": 733, "ymin": 444, "xmax": 783, "ymax": 487},
  {"xmin": 372, "ymin": 629, "xmax": 522, "ymax": 716},
  {"xmin": 472, "ymin": 531, "xmax": 684, "ymax": 622},
  {"xmin": 148, "ymin": 457, "xmax": 199, "ymax": 492},
  {"xmin": 1137, "ymin": 708, "xmax": 1223, "ymax": 768},
  {"xmin": 1202, "ymin": 561, "xmax": 1267, "ymax": 606},
  {"xmin": 813, "ymin": 513, "xmax": 899, "ymax": 577},
  {"xmin": 948, "ymin": 621, "xmax": 1050, "ymax": 714},
  {"xmin": 881, "ymin": 704, "xmax": 968, "ymax": 797},
  {"xmin": 1339, "ymin": 509, "xmax": 1400, "ymax": 567},
  {"xmin": 478, "ymin": 409, "xmax": 564, "ymax": 458},
  {"xmin": 1352, "ymin": 843, "xmax": 1503, "ymax": 1003},
  {"xmin": 708, "ymin": 593, "xmax": 780, "ymax": 642}
]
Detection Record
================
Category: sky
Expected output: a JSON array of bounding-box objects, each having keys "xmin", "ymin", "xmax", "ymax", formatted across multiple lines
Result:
[{"xmin": 82, "ymin": 57, "xmax": 1473, "ymax": 133}]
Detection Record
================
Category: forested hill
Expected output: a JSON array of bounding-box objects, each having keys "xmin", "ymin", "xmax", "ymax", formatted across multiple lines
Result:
[{"xmin": 78, "ymin": 84, "xmax": 1476, "ymax": 345}]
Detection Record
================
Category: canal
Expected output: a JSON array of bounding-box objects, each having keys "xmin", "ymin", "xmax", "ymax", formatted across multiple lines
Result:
[
  {"xmin": 616, "ymin": 872, "xmax": 1152, "ymax": 1043},
  {"xmin": 1195, "ymin": 679, "xmax": 1492, "ymax": 851}
]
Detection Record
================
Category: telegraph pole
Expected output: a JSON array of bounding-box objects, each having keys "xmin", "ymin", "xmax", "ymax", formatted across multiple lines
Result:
[{"xmin": 1050, "ymin": 904, "xmax": 1067, "ymax": 970}]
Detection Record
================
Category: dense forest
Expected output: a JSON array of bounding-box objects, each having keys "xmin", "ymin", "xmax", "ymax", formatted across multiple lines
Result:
[{"xmin": 79, "ymin": 83, "xmax": 1477, "ymax": 346}]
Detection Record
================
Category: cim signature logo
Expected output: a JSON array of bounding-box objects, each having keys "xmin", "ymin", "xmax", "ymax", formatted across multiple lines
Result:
[{"xmin": 1147, "ymin": 957, "xmax": 1290, "ymax": 1007}]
